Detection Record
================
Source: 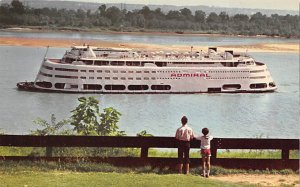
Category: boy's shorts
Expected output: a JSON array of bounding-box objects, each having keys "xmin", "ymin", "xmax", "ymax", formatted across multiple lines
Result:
[{"xmin": 201, "ymin": 149, "xmax": 211, "ymax": 157}]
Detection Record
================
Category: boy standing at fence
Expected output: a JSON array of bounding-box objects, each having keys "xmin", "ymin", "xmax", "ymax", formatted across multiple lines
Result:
[
  {"xmin": 175, "ymin": 116, "xmax": 195, "ymax": 174},
  {"xmin": 197, "ymin": 127, "xmax": 213, "ymax": 177}
]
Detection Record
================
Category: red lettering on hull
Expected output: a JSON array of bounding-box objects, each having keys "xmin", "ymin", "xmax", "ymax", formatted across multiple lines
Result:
[{"xmin": 170, "ymin": 73, "xmax": 210, "ymax": 78}]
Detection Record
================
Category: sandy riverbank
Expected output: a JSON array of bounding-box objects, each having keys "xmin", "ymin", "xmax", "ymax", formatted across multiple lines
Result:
[
  {"xmin": 0, "ymin": 36, "xmax": 298, "ymax": 53},
  {"xmin": 211, "ymin": 174, "xmax": 299, "ymax": 186}
]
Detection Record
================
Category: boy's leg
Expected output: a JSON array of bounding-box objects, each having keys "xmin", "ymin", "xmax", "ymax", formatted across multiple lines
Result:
[
  {"xmin": 202, "ymin": 157, "xmax": 206, "ymax": 176},
  {"xmin": 206, "ymin": 156, "xmax": 211, "ymax": 177},
  {"xmin": 178, "ymin": 163, "xmax": 183, "ymax": 174}
]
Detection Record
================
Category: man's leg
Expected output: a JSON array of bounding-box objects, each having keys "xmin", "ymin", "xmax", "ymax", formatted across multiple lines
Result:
[
  {"xmin": 177, "ymin": 146, "xmax": 184, "ymax": 174},
  {"xmin": 184, "ymin": 146, "xmax": 190, "ymax": 174}
]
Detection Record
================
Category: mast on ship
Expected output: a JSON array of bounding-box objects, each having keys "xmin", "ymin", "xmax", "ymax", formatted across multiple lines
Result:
[{"xmin": 34, "ymin": 46, "xmax": 49, "ymax": 83}]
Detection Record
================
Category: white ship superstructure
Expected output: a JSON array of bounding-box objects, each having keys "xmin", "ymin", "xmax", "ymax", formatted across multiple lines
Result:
[{"xmin": 20, "ymin": 45, "xmax": 277, "ymax": 93}]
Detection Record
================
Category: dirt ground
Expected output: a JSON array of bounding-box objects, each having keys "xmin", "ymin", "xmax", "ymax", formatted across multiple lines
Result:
[
  {"xmin": 0, "ymin": 36, "xmax": 298, "ymax": 53},
  {"xmin": 210, "ymin": 174, "xmax": 300, "ymax": 186}
]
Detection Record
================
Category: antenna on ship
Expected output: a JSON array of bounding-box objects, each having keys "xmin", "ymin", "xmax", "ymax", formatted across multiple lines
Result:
[
  {"xmin": 43, "ymin": 46, "xmax": 49, "ymax": 60},
  {"xmin": 34, "ymin": 46, "xmax": 50, "ymax": 84}
]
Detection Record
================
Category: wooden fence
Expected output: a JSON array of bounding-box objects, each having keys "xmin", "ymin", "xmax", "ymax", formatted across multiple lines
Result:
[{"xmin": 0, "ymin": 135, "xmax": 299, "ymax": 170}]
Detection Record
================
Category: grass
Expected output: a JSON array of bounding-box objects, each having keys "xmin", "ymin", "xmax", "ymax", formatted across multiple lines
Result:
[
  {"xmin": 0, "ymin": 160, "xmax": 277, "ymax": 187},
  {"xmin": 0, "ymin": 171, "xmax": 252, "ymax": 187},
  {"xmin": 217, "ymin": 149, "xmax": 282, "ymax": 159},
  {"xmin": 148, "ymin": 149, "xmax": 300, "ymax": 159},
  {"xmin": 0, "ymin": 147, "xmax": 298, "ymax": 178},
  {"xmin": 0, "ymin": 147, "xmax": 140, "ymax": 157},
  {"xmin": 0, "ymin": 160, "xmax": 296, "ymax": 175},
  {"xmin": 0, "ymin": 147, "xmax": 298, "ymax": 159},
  {"xmin": 217, "ymin": 149, "xmax": 299, "ymax": 159},
  {"xmin": 0, "ymin": 159, "xmax": 297, "ymax": 186}
]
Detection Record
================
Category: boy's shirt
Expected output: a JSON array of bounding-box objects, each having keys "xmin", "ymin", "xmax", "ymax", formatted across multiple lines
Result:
[{"xmin": 197, "ymin": 135, "xmax": 213, "ymax": 149}]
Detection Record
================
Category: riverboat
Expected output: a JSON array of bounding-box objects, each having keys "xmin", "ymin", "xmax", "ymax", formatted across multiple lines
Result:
[{"xmin": 17, "ymin": 45, "xmax": 277, "ymax": 93}]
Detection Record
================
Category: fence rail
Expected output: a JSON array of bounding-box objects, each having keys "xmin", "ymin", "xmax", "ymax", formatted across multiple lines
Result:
[{"xmin": 0, "ymin": 135, "xmax": 299, "ymax": 170}]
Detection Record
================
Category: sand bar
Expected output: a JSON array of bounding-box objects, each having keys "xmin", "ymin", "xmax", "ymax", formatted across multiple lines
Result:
[
  {"xmin": 0, "ymin": 36, "xmax": 298, "ymax": 53},
  {"xmin": 211, "ymin": 174, "xmax": 299, "ymax": 186}
]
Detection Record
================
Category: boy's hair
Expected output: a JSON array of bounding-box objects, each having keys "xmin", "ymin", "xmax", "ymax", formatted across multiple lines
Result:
[
  {"xmin": 181, "ymin": 116, "xmax": 188, "ymax": 125},
  {"xmin": 202, "ymin": 128, "xmax": 209, "ymax": 135}
]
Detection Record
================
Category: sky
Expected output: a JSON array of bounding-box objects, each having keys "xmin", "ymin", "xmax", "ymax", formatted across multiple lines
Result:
[{"xmin": 70, "ymin": 0, "xmax": 299, "ymax": 11}]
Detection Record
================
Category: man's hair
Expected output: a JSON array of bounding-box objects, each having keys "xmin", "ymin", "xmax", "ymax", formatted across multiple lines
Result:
[
  {"xmin": 202, "ymin": 128, "xmax": 209, "ymax": 135},
  {"xmin": 181, "ymin": 116, "xmax": 188, "ymax": 125}
]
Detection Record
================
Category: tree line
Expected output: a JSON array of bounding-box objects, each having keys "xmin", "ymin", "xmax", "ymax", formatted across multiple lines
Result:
[{"xmin": 0, "ymin": 0, "xmax": 299, "ymax": 38}]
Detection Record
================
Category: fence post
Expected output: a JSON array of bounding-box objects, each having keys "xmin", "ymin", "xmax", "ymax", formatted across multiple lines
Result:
[
  {"xmin": 211, "ymin": 140, "xmax": 217, "ymax": 159},
  {"xmin": 46, "ymin": 147, "xmax": 53, "ymax": 157},
  {"xmin": 282, "ymin": 149, "xmax": 289, "ymax": 160},
  {"xmin": 141, "ymin": 146, "xmax": 149, "ymax": 158},
  {"xmin": 281, "ymin": 148, "xmax": 290, "ymax": 169}
]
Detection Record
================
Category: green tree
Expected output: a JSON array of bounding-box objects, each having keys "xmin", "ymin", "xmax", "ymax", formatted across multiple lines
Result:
[
  {"xmin": 98, "ymin": 4, "xmax": 106, "ymax": 17},
  {"xmin": 136, "ymin": 130, "xmax": 153, "ymax": 137},
  {"xmin": 31, "ymin": 114, "xmax": 71, "ymax": 135},
  {"xmin": 154, "ymin": 8, "xmax": 164, "ymax": 19},
  {"xmin": 98, "ymin": 107, "xmax": 124, "ymax": 136},
  {"xmin": 10, "ymin": 0, "xmax": 25, "ymax": 14},
  {"xmin": 180, "ymin": 8, "xmax": 192, "ymax": 20},
  {"xmin": 219, "ymin": 11, "xmax": 229, "ymax": 22},
  {"xmin": 250, "ymin": 12, "xmax": 266, "ymax": 22},
  {"xmin": 70, "ymin": 97, "xmax": 123, "ymax": 136},
  {"xmin": 166, "ymin": 10, "xmax": 182, "ymax": 20},
  {"xmin": 232, "ymin": 14, "xmax": 249, "ymax": 22},
  {"xmin": 139, "ymin": 6, "xmax": 151, "ymax": 19},
  {"xmin": 195, "ymin": 10, "xmax": 206, "ymax": 23},
  {"xmin": 105, "ymin": 6, "xmax": 123, "ymax": 25},
  {"xmin": 70, "ymin": 97, "xmax": 100, "ymax": 135},
  {"xmin": 206, "ymin": 12, "xmax": 220, "ymax": 24}
]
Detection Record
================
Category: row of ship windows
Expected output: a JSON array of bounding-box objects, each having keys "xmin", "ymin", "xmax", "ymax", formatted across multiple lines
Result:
[
  {"xmin": 35, "ymin": 82, "xmax": 276, "ymax": 91},
  {"xmin": 43, "ymin": 65, "xmax": 264, "ymax": 74},
  {"xmin": 208, "ymin": 70, "xmax": 249, "ymax": 73},
  {"xmin": 250, "ymin": 70, "xmax": 266, "ymax": 73},
  {"xmin": 64, "ymin": 59, "xmax": 169, "ymax": 66},
  {"xmin": 64, "ymin": 59, "xmax": 221, "ymax": 66},
  {"xmin": 209, "ymin": 82, "xmax": 275, "ymax": 91},
  {"xmin": 208, "ymin": 70, "xmax": 264, "ymax": 73},
  {"xmin": 41, "ymin": 72, "xmax": 159, "ymax": 80},
  {"xmin": 42, "ymin": 73, "xmax": 181, "ymax": 80},
  {"xmin": 36, "ymin": 82, "xmax": 171, "ymax": 91},
  {"xmin": 44, "ymin": 66, "xmax": 160, "ymax": 73},
  {"xmin": 207, "ymin": 76, "xmax": 266, "ymax": 80},
  {"xmin": 40, "ymin": 72, "xmax": 265, "ymax": 80}
]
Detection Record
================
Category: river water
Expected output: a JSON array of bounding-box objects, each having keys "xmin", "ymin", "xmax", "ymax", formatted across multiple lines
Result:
[{"xmin": 0, "ymin": 32, "xmax": 299, "ymax": 138}]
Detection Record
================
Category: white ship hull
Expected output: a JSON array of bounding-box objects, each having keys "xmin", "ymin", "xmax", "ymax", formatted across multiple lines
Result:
[{"xmin": 19, "ymin": 46, "xmax": 277, "ymax": 93}]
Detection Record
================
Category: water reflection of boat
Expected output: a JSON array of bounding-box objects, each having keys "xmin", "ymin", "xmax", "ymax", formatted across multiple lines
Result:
[{"xmin": 17, "ymin": 45, "xmax": 277, "ymax": 93}]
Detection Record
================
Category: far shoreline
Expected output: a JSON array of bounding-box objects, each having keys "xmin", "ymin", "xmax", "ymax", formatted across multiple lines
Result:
[
  {"xmin": 0, "ymin": 29, "xmax": 298, "ymax": 53},
  {"xmin": 1, "ymin": 26, "xmax": 298, "ymax": 40}
]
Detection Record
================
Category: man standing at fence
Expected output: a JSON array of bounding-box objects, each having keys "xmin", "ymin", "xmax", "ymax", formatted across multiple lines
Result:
[{"xmin": 175, "ymin": 116, "xmax": 195, "ymax": 174}]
